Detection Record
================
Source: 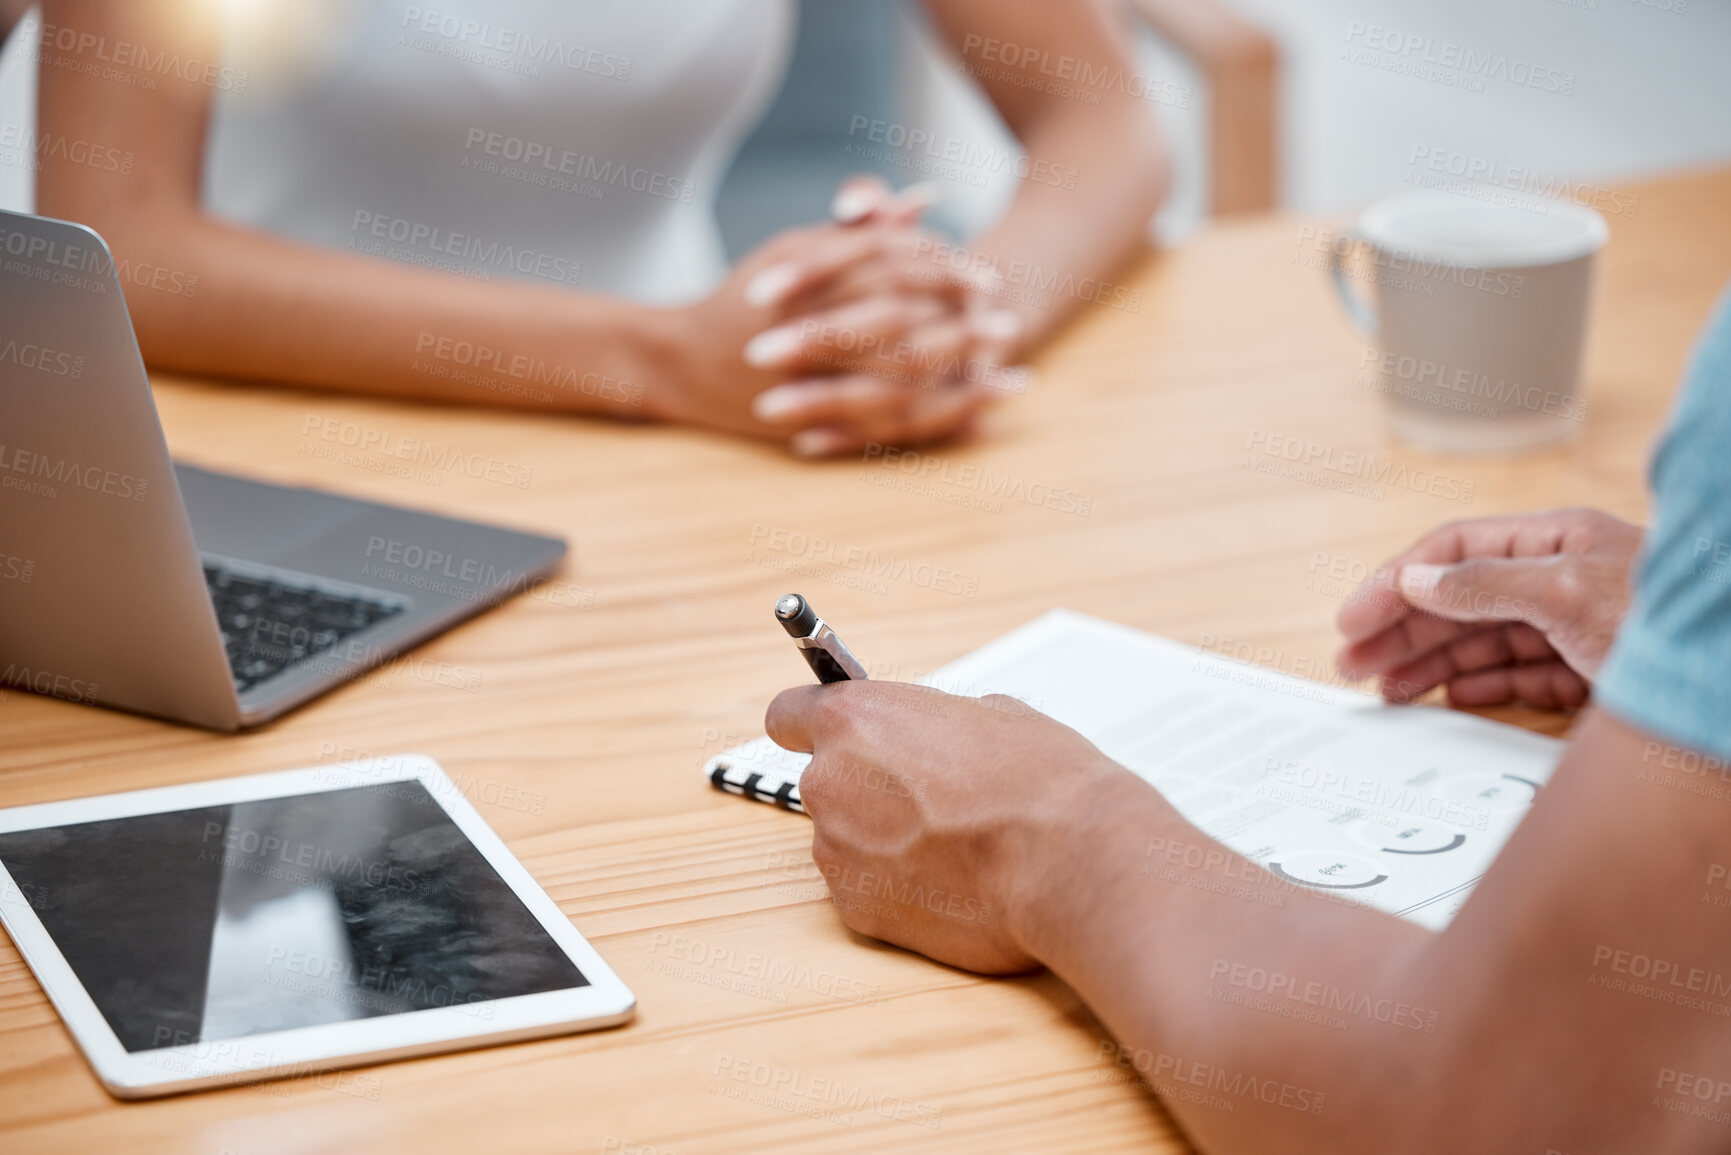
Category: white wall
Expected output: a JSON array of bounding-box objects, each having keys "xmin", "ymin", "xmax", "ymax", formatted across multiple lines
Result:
[
  {"xmin": 1212, "ymin": 0, "xmax": 1731, "ymax": 214},
  {"xmin": 900, "ymin": 0, "xmax": 1730, "ymax": 241}
]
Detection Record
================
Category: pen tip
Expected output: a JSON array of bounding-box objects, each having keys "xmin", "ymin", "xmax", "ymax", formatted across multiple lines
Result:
[{"xmin": 775, "ymin": 593, "xmax": 804, "ymax": 620}]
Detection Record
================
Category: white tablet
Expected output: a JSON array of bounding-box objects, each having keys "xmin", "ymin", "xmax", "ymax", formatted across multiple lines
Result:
[{"xmin": 0, "ymin": 754, "xmax": 634, "ymax": 1098}]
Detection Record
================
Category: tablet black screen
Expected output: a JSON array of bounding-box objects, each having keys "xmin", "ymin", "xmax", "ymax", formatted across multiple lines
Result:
[{"xmin": 0, "ymin": 781, "xmax": 587, "ymax": 1051}]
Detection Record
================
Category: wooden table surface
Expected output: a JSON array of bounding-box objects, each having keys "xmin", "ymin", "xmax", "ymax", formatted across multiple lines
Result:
[{"xmin": 2, "ymin": 167, "xmax": 1728, "ymax": 1155}]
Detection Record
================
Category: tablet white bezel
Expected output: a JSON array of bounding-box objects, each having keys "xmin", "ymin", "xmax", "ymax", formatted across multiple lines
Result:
[{"xmin": 0, "ymin": 754, "xmax": 635, "ymax": 1098}]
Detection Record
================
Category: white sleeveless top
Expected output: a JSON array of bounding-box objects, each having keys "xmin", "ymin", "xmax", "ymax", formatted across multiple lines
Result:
[{"xmin": 203, "ymin": 0, "xmax": 795, "ymax": 304}]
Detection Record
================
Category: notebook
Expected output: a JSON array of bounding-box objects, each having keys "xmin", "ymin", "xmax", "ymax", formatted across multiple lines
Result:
[{"xmin": 705, "ymin": 609, "xmax": 1562, "ymax": 930}]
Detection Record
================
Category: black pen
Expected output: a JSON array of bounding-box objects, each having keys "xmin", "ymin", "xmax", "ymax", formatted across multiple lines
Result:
[{"xmin": 775, "ymin": 593, "xmax": 867, "ymax": 683}]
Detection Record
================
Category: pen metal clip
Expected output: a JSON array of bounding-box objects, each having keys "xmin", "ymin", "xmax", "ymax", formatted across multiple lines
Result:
[{"xmin": 793, "ymin": 622, "xmax": 869, "ymax": 682}]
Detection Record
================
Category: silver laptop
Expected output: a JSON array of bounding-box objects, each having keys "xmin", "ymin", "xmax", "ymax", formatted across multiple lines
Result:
[{"xmin": 0, "ymin": 210, "xmax": 566, "ymax": 730}]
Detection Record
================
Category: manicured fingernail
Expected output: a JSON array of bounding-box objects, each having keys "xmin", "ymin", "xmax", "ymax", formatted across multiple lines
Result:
[
  {"xmin": 751, "ymin": 385, "xmax": 810, "ymax": 421},
  {"xmin": 791, "ymin": 429, "xmax": 842, "ymax": 457},
  {"xmin": 973, "ymin": 308, "xmax": 1023, "ymax": 341},
  {"xmin": 1398, "ymin": 563, "xmax": 1445, "ymax": 598},
  {"xmin": 831, "ymin": 186, "xmax": 881, "ymax": 223},
  {"xmin": 745, "ymin": 264, "xmax": 800, "ymax": 308},
  {"xmin": 744, "ymin": 326, "xmax": 803, "ymax": 368}
]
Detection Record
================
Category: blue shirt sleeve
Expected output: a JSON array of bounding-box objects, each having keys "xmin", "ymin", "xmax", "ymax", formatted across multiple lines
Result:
[{"xmin": 1597, "ymin": 285, "xmax": 1731, "ymax": 763}]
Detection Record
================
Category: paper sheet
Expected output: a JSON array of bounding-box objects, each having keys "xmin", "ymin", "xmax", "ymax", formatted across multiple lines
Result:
[{"xmin": 706, "ymin": 609, "xmax": 1562, "ymax": 929}]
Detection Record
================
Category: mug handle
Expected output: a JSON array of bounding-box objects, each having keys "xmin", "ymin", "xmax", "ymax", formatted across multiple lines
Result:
[{"xmin": 1326, "ymin": 231, "xmax": 1379, "ymax": 336}]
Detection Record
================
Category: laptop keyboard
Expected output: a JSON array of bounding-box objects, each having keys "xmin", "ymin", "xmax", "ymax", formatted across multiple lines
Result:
[{"xmin": 204, "ymin": 564, "xmax": 405, "ymax": 692}]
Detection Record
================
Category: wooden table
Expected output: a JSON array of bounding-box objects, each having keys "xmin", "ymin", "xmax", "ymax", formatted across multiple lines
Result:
[{"xmin": 2, "ymin": 167, "xmax": 1728, "ymax": 1155}]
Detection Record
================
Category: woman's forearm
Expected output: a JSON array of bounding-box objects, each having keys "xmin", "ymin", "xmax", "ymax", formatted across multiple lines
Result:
[
  {"xmin": 920, "ymin": 0, "xmax": 1170, "ymax": 350},
  {"xmin": 34, "ymin": 0, "xmax": 687, "ymax": 420},
  {"xmin": 82, "ymin": 206, "xmax": 677, "ymax": 417},
  {"xmin": 972, "ymin": 100, "xmax": 1169, "ymax": 347}
]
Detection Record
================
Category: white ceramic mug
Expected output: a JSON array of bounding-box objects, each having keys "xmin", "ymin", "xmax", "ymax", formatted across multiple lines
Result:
[{"xmin": 1328, "ymin": 190, "xmax": 1608, "ymax": 452}]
